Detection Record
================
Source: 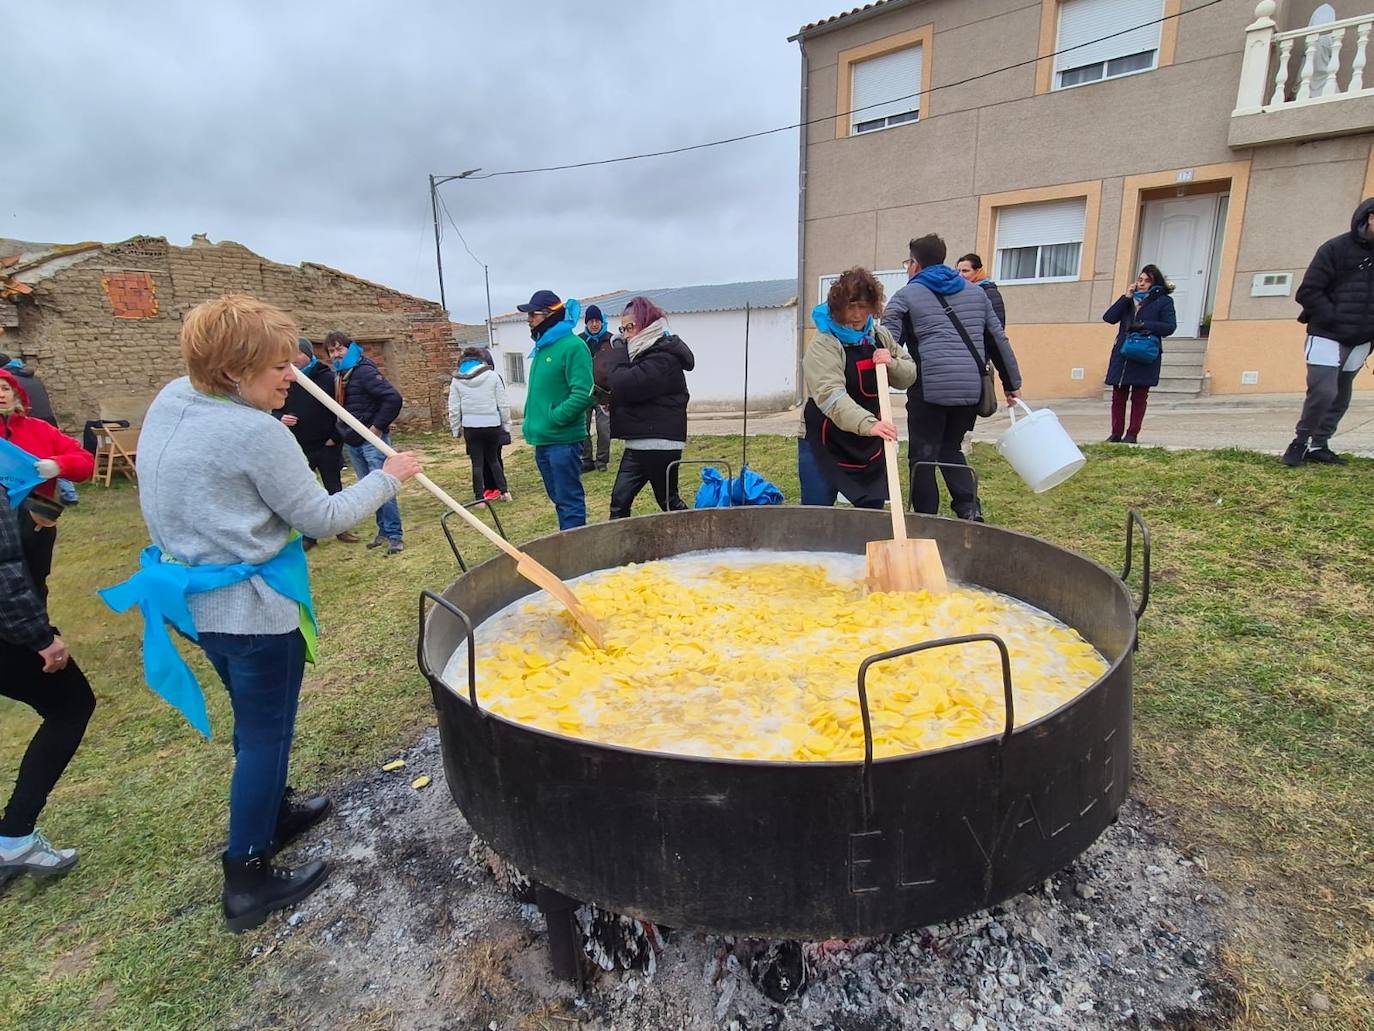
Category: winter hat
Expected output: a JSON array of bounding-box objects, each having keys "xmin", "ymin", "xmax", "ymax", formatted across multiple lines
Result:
[
  {"xmin": 585, "ymin": 304, "xmax": 604, "ymax": 324},
  {"xmin": 297, "ymin": 337, "xmax": 316, "ymax": 359}
]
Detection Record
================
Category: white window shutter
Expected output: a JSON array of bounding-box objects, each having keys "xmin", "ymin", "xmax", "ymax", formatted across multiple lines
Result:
[
  {"xmin": 1055, "ymin": 0, "xmax": 1163, "ymax": 72},
  {"xmin": 995, "ymin": 198, "xmax": 1087, "ymax": 250},
  {"xmin": 851, "ymin": 46, "xmax": 922, "ymax": 130}
]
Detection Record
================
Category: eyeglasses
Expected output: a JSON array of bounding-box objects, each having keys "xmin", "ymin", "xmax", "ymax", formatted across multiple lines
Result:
[
  {"xmin": 901, "ymin": 257, "xmax": 916, "ymax": 267},
  {"xmin": 619, "ymin": 322, "xmax": 635, "ymax": 334}
]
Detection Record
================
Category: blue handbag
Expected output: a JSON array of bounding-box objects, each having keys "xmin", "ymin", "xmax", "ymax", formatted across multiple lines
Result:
[{"xmin": 1120, "ymin": 332, "xmax": 1160, "ymax": 363}]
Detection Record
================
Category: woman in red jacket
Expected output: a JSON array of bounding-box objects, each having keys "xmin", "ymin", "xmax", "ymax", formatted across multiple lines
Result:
[{"xmin": 0, "ymin": 369, "xmax": 94, "ymax": 590}]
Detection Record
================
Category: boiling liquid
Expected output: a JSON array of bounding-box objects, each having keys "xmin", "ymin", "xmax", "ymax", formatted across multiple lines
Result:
[{"xmin": 440, "ymin": 550, "xmax": 1108, "ymax": 762}]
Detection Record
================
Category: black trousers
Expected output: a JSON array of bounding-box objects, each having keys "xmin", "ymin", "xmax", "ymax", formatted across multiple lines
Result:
[
  {"xmin": 302, "ymin": 442, "xmax": 344, "ymax": 495},
  {"xmin": 463, "ymin": 426, "xmax": 509, "ymax": 498},
  {"xmin": 0, "ymin": 644, "xmax": 96, "ymax": 838},
  {"xmin": 906, "ymin": 394, "xmax": 979, "ymax": 517},
  {"xmin": 610, "ymin": 448, "xmax": 687, "ymax": 519}
]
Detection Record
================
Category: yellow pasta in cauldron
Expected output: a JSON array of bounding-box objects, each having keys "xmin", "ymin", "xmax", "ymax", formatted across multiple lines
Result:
[{"xmin": 442, "ymin": 550, "xmax": 1108, "ymax": 762}]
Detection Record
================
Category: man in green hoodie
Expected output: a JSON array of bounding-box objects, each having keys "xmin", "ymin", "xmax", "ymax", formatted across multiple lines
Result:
[{"xmin": 517, "ymin": 290, "xmax": 593, "ymax": 529}]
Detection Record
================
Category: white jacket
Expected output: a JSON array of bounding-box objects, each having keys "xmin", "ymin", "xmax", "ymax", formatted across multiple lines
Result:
[{"xmin": 447, "ymin": 365, "xmax": 511, "ymax": 433}]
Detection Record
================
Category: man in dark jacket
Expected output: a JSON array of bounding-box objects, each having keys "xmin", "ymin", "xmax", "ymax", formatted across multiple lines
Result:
[
  {"xmin": 884, "ymin": 234, "xmax": 1022, "ymax": 520},
  {"xmin": 579, "ymin": 305, "xmax": 612, "ymax": 472},
  {"xmin": 956, "ymin": 254, "xmax": 1007, "ymax": 329},
  {"xmin": 0, "ymin": 355, "xmax": 78, "ymax": 505},
  {"xmin": 0, "ymin": 488, "xmax": 94, "ymax": 887},
  {"xmin": 277, "ymin": 338, "xmax": 360, "ymax": 550},
  {"xmin": 325, "ymin": 331, "xmax": 406, "ymax": 553},
  {"xmin": 1284, "ymin": 197, "xmax": 1374, "ymax": 466}
]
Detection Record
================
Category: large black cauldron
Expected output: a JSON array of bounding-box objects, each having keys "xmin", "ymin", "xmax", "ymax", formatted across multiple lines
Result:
[{"xmin": 418, "ymin": 507, "xmax": 1149, "ymax": 941}]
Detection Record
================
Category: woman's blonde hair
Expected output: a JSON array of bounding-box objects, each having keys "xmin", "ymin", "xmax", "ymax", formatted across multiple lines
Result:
[{"xmin": 181, "ymin": 294, "xmax": 298, "ymax": 395}]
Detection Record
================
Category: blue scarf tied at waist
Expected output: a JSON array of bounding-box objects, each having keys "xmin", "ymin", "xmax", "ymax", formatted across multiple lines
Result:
[
  {"xmin": 530, "ymin": 299, "xmax": 582, "ymax": 358},
  {"xmin": 98, "ymin": 537, "xmax": 318, "ymax": 738},
  {"xmin": 811, "ymin": 303, "xmax": 874, "ymax": 346},
  {"xmin": 0, "ymin": 437, "xmax": 44, "ymax": 506}
]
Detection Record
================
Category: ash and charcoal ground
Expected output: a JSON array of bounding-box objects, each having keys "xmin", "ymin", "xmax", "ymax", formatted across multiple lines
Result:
[{"xmin": 244, "ymin": 729, "xmax": 1237, "ymax": 1030}]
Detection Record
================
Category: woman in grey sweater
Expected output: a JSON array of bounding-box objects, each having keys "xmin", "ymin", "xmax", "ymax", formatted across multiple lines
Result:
[{"xmin": 129, "ymin": 295, "xmax": 421, "ymax": 932}]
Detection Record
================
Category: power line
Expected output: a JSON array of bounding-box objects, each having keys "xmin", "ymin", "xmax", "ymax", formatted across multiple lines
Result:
[
  {"xmin": 442, "ymin": 0, "xmax": 1228, "ymax": 181},
  {"xmin": 435, "ymin": 191, "xmax": 485, "ymax": 268}
]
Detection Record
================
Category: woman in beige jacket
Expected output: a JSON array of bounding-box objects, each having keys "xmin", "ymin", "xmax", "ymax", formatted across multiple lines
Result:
[{"xmin": 799, "ymin": 268, "xmax": 917, "ymax": 508}]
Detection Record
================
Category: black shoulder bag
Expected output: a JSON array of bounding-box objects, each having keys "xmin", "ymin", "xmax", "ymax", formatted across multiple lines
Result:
[{"xmin": 932, "ymin": 292, "xmax": 998, "ymax": 418}]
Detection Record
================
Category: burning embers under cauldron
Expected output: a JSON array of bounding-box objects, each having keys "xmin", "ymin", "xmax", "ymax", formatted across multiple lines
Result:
[{"xmin": 418, "ymin": 506, "xmax": 1150, "ymax": 984}]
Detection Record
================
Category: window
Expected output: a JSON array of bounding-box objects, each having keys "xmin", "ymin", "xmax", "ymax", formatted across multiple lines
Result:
[
  {"xmin": 850, "ymin": 45, "xmax": 923, "ymax": 135},
  {"xmin": 1054, "ymin": 0, "xmax": 1162, "ymax": 90},
  {"xmin": 504, "ymin": 352, "xmax": 526, "ymax": 385},
  {"xmin": 818, "ymin": 269, "xmax": 911, "ymax": 310},
  {"xmin": 994, "ymin": 198, "xmax": 1087, "ymax": 283}
]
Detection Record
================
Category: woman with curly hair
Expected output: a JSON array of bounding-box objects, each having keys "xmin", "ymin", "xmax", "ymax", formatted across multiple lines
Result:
[{"xmin": 799, "ymin": 268, "xmax": 917, "ymax": 508}]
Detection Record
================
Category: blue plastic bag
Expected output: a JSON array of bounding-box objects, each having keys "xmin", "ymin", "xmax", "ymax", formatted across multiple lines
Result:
[
  {"xmin": 0, "ymin": 437, "xmax": 44, "ymax": 507},
  {"xmin": 694, "ymin": 466, "xmax": 784, "ymax": 508}
]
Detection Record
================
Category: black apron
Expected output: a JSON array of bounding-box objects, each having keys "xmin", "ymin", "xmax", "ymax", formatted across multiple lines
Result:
[{"xmin": 803, "ymin": 339, "xmax": 888, "ymax": 507}]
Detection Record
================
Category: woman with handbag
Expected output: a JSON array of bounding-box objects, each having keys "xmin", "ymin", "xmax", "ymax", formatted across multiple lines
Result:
[{"xmin": 1104, "ymin": 265, "xmax": 1177, "ymax": 443}]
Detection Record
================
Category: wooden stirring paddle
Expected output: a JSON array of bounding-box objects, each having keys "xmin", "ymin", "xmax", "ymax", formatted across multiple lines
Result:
[
  {"xmin": 292, "ymin": 368, "xmax": 606, "ymax": 648},
  {"xmin": 864, "ymin": 361, "xmax": 949, "ymax": 595}
]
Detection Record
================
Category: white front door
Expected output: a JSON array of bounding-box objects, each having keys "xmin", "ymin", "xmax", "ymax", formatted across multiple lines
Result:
[{"xmin": 1137, "ymin": 195, "xmax": 1219, "ymax": 337}]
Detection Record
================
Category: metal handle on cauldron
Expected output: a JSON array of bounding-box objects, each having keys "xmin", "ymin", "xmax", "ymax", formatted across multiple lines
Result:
[
  {"xmin": 1120, "ymin": 509, "xmax": 1151, "ymax": 645},
  {"xmin": 418, "ymin": 590, "xmax": 483, "ymax": 716},
  {"xmin": 855, "ymin": 633, "xmax": 1014, "ymax": 821},
  {"xmin": 440, "ymin": 501, "xmax": 508, "ymax": 573},
  {"xmin": 666, "ymin": 459, "xmax": 734, "ymax": 505},
  {"xmin": 908, "ymin": 462, "xmax": 980, "ymax": 514}
]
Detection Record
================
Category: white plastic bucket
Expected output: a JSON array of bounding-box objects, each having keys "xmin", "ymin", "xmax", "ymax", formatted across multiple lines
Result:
[{"xmin": 996, "ymin": 400, "xmax": 1086, "ymax": 493}]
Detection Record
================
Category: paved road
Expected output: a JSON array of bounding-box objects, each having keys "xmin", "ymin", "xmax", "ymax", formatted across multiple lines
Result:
[{"xmin": 686, "ymin": 392, "xmax": 1374, "ymax": 459}]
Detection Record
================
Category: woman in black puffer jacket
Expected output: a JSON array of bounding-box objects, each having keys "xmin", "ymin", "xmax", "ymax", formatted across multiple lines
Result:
[
  {"xmin": 1103, "ymin": 264, "xmax": 1177, "ymax": 443},
  {"xmin": 598, "ymin": 296, "xmax": 695, "ymax": 518}
]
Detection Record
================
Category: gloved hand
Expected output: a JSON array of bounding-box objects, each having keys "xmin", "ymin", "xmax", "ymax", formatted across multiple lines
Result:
[{"xmin": 35, "ymin": 459, "xmax": 60, "ymax": 480}]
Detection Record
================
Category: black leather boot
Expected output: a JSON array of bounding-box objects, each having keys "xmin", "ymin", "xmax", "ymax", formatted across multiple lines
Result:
[
  {"xmin": 272, "ymin": 788, "xmax": 331, "ymax": 853},
  {"xmin": 221, "ymin": 851, "xmax": 328, "ymax": 933}
]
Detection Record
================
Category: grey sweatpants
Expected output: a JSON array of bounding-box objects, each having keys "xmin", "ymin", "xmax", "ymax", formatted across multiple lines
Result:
[{"xmin": 1295, "ymin": 363, "xmax": 1358, "ymax": 447}]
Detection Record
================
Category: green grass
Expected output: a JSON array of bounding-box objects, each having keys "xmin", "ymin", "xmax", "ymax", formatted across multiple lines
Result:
[{"xmin": 1, "ymin": 434, "xmax": 1371, "ymax": 1030}]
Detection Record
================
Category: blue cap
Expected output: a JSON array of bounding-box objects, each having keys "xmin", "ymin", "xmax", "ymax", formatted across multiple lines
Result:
[{"xmin": 517, "ymin": 289, "xmax": 562, "ymax": 313}]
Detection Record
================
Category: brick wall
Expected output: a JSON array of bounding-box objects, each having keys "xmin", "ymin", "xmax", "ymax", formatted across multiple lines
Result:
[{"xmin": 6, "ymin": 236, "xmax": 470, "ymax": 433}]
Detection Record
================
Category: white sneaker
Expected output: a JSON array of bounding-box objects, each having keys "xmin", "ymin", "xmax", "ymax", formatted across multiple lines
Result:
[{"xmin": 0, "ymin": 831, "xmax": 78, "ymax": 877}]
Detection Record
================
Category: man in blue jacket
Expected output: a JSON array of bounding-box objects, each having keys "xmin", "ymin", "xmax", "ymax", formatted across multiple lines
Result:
[{"xmin": 325, "ymin": 332, "xmax": 405, "ymax": 554}]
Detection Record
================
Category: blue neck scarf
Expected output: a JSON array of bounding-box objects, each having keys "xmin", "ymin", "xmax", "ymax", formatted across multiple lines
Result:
[
  {"xmin": 1133, "ymin": 289, "xmax": 1150, "ymax": 303},
  {"xmin": 583, "ymin": 327, "xmax": 610, "ymax": 344},
  {"xmin": 530, "ymin": 298, "xmax": 582, "ymax": 358},
  {"xmin": 98, "ymin": 537, "xmax": 318, "ymax": 738},
  {"xmin": 333, "ymin": 342, "xmax": 363, "ymax": 372},
  {"xmin": 912, "ymin": 264, "xmax": 967, "ymax": 295},
  {"xmin": 300, "ymin": 356, "xmax": 318, "ymax": 376},
  {"xmin": 3, "ymin": 359, "xmax": 21, "ymax": 371},
  {"xmin": 0, "ymin": 437, "xmax": 44, "ymax": 506},
  {"xmin": 458, "ymin": 358, "xmax": 484, "ymax": 375},
  {"xmin": 811, "ymin": 303, "xmax": 874, "ymax": 346}
]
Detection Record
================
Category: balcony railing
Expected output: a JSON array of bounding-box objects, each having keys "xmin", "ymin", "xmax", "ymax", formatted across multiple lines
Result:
[{"xmin": 1234, "ymin": 0, "xmax": 1373, "ymax": 115}]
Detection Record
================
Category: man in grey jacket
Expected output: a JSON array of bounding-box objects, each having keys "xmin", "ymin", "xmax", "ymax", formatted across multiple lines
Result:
[{"xmin": 883, "ymin": 234, "xmax": 1022, "ymax": 520}]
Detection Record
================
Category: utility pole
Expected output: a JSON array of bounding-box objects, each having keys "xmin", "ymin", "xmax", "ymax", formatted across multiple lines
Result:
[
  {"xmin": 483, "ymin": 265, "xmax": 494, "ymax": 349},
  {"xmin": 428, "ymin": 174, "xmax": 447, "ymax": 312}
]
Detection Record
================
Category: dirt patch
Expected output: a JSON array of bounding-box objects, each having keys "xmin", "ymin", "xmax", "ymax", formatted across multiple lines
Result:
[{"xmin": 243, "ymin": 730, "xmax": 1238, "ymax": 1030}]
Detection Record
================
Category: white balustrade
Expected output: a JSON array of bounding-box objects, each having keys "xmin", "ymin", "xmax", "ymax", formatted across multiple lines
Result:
[{"xmin": 1234, "ymin": 1, "xmax": 1374, "ymax": 114}]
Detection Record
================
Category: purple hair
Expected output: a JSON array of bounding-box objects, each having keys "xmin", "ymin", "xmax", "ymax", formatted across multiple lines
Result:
[{"xmin": 622, "ymin": 296, "xmax": 666, "ymax": 330}]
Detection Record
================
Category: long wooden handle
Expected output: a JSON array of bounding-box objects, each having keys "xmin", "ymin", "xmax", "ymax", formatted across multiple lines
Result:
[
  {"xmin": 874, "ymin": 361, "xmax": 906, "ymax": 543},
  {"xmin": 292, "ymin": 367, "xmax": 524, "ymax": 563}
]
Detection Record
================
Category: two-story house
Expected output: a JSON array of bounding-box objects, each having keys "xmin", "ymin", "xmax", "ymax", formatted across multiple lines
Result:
[{"xmin": 791, "ymin": 0, "xmax": 1374, "ymax": 398}]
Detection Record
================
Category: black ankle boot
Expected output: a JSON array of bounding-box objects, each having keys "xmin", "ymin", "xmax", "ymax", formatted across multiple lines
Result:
[
  {"xmin": 221, "ymin": 852, "xmax": 328, "ymax": 933},
  {"xmin": 272, "ymin": 788, "xmax": 331, "ymax": 853}
]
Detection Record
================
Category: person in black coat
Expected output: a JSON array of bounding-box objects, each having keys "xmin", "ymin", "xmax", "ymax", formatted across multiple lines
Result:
[
  {"xmin": 325, "ymin": 331, "xmax": 406, "ymax": 552},
  {"xmin": 956, "ymin": 253, "xmax": 1007, "ymax": 329},
  {"xmin": 579, "ymin": 305, "xmax": 612, "ymax": 472},
  {"xmin": 1283, "ymin": 196, "xmax": 1374, "ymax": 466},
  {"xmin": 276, "ymin": 338, "xmax": 359, "ymax": 549},
  {"xmin": 1103, "ymin": 265, "xmax": 1177, "ymax": 443},
  {"xmin": 601, "ymin": 297, "xmax": 694, "ymax": 518}
]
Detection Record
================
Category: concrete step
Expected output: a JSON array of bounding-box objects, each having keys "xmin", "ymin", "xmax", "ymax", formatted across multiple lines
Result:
[
  {"xmin": 1160, "ymin": 353, "xmax": 1206, "ymax": 369},
  {"xmin": 1164, "ymin": 338, "xmax": 1208, "ymax": 353},
  {"xmin": 1103, "ymin": 375, "xmax": 1205, "ymax": 399}
]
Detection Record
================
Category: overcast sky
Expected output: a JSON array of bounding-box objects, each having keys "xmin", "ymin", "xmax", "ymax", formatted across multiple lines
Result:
[{"xmin": 7, "ymin": 1, "xmax": 839, "ymax": 324}]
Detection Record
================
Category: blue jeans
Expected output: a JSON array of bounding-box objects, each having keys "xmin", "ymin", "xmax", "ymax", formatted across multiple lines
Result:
[
  {"xmin": 346, "ymin": 436, "xmax": 402, "ymax": 541},
  {"xmin": 534, "ymin": 443, "xmax": 587, "ymax": 530},
  {"xmin": 57, "ymin": 479, "xmax": 79, "ymax": 504},
  {"xmin": 797, "ymin": 438, "xmax": 838, "ymax": 506},
  {"xmin": 197, "ymin": 631, "xmax": 306, "ymax": 858}
]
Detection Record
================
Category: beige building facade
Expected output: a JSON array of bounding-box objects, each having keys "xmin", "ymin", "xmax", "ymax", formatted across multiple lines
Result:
[{"xmin": 793, "ymin": 0, "xmax": 1374, "ymax": 398}]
